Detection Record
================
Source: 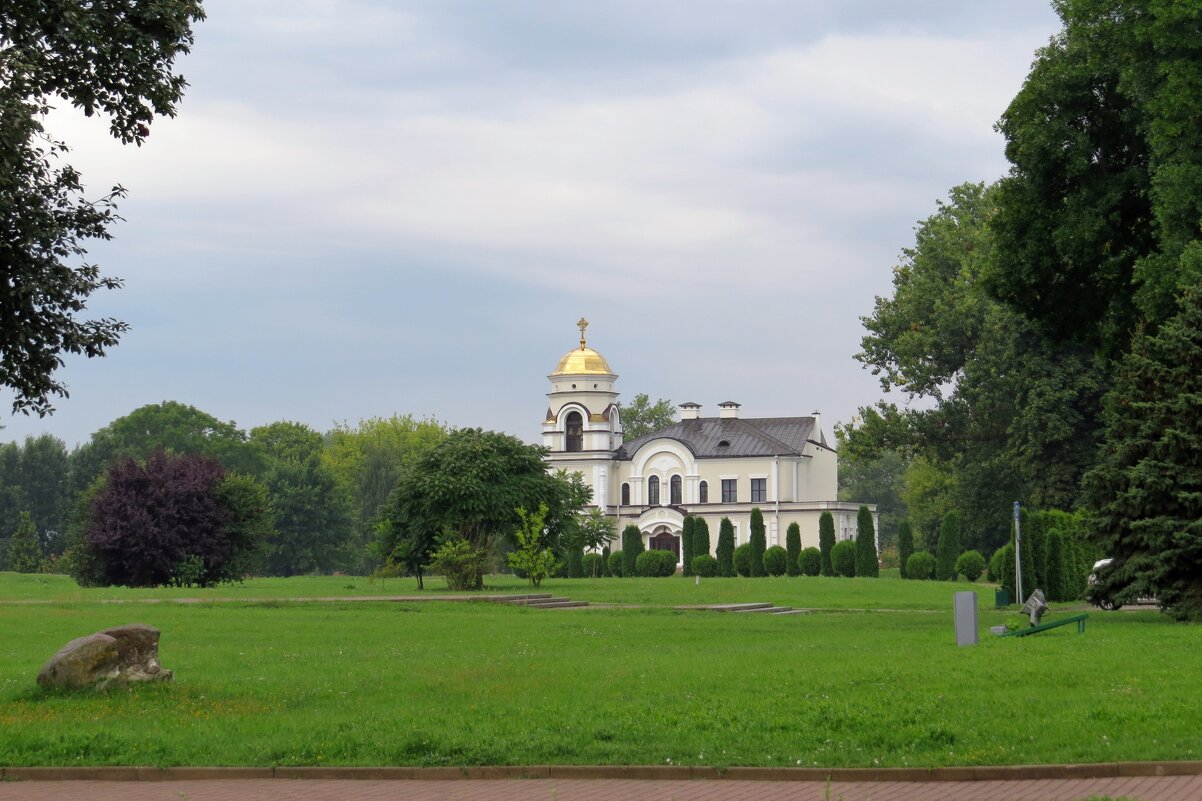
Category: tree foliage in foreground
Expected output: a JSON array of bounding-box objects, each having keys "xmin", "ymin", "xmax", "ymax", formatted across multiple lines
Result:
[
  {"xmin": 1086, "ymin": 283, "xmax": 1202, "ymax": 621},
  {"xmin": 0, "ymin": 1, "xmax": 205, "ymax": 416}
]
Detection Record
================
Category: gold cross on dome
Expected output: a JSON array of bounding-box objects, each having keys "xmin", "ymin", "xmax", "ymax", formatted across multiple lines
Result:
[{"xmin": 577, "ymin": 317, "xmax": 589, "ymax": 349}]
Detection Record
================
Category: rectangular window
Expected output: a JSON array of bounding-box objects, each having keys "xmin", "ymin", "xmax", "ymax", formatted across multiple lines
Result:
[
  {"xmin": 721, "ymin": 479, "xmax": 737, "ymax": 503},
  {"xmin": 751, "ymin": 478, "xmax": 766, "ymax": 503}
]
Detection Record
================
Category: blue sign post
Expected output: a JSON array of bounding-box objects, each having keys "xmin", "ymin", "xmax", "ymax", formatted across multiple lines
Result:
[{"xmin": 1014, "ymin": 501, "xmax": 1023, "ymax": 603}]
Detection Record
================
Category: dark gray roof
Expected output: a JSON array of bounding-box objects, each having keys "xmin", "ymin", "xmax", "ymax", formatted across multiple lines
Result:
[{"xmin": 617, "ymin": 416, "xmax": 822, "ymax": 460}]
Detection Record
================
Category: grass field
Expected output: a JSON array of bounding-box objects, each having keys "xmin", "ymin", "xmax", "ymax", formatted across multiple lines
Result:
[{"xmin": 2, "ymin": 571, "xmax": 1198, "ymax": 769}]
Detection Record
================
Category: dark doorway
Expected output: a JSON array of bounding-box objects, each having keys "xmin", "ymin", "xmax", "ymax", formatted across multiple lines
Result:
[{"xmin": 649, "ymin": 528, "xmax": 680, "ymax": 563}]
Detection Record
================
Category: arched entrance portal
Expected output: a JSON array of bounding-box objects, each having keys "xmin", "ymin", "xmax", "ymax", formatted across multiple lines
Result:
[{"xmin": 649, "ymin": 526, "xmax": 679, "ymax": 563}]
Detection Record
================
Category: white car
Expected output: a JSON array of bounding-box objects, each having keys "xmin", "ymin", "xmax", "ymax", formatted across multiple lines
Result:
[{"xmin": 1087, "ymin": 558, "xmax": 1156, "ymax": 610}]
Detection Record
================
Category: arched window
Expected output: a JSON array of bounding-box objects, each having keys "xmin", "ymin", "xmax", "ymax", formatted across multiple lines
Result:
[
  {"xmin": 648, "ymin": 476, "xmax": 660, "ymax": 506},
  {"xmin": 670, "ymin": 475, "xmax": 682, "ymax": 505},
  {"xmin": 699, "ymin": 480, "xmax": 708, "ymax": 504},
  {"xmin": 621, "ymin": 483, "xmax": 630, "ymax": 506},
  {"xmin": 565, "ymin": 411, "xmax": 583, "ymax": 452}
]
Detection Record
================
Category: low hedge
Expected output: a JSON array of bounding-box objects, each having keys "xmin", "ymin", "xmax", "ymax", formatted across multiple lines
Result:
[
  {"xmin": 607, "ymin": 550, "xmax": 624, "ymax": 578},
  {"xmin": 763, "ymin": 545, "xmax": 788, "ymax": 576},
  {"xmin": 692, "ymin": 554, "xmax": 719, "ymax": 577},
  {"xmin": 635, "ymin": 549, "xmax": 677, "ymax": 577},
  {"xmin": 799, "ymin": 547, "xmax": 822, "ymax": 576},
  {"xmin": 581, "ymin": 552, "xmax": 605, "ymax": 578},
  {"xmin": 906, "ymin": 551, "xmax": 936, "ymax": 580},
  {"xmin": 831, "ymin": 540, "xmax": 857, "ymax": 577},
  {"xmin": 733, "ymin": 543, "xmax": 753, "ymax": 577}
]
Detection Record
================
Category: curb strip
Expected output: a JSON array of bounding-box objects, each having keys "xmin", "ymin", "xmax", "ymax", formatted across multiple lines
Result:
[{"xmin": 4, "ymin": 761, "xmax": 1202, "ymax": 782}]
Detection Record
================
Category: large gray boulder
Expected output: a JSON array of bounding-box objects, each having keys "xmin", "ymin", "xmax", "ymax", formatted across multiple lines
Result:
[{"xmin": 37, "ymin": 624, "xmax": 173, "ymax": 690}]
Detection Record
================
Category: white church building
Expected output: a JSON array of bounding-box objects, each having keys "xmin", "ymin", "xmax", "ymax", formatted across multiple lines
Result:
[{"xmin": 543, "ymin": 321, "xmax": 877, "ymax": 563}]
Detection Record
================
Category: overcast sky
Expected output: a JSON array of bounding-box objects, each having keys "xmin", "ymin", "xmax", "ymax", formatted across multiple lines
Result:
[{"xmin": 5, "ymin": 0, "xmax": 1062, "ymax": 449}]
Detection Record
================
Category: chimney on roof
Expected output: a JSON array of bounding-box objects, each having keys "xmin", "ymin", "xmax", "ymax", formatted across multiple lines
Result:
[
  {"xmin": 718, "ymin": 401, "xmax": 741, "ymax": 419},
  {"xmin": 679, "ymin": 402, "xmax": 701, "ymax": 420},
  {"xmin": 812, "ymin": 410, "xmax": 823, "ymax": 443}
]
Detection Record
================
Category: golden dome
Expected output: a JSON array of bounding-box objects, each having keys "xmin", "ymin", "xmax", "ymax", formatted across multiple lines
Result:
[{"xmin": 551, "ymin": 346, "xmax": 613, "ymax": 376}]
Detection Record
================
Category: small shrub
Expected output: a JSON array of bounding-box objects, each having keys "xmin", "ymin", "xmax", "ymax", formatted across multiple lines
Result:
[
  {"xmin": 799, "ymin": 547, "xmax": 822, "ymax": 576},
  {"xmin": 601, "ymin": 545, "xmax": 612, "ymax": 577},
  {"xmin": 955, "ymin": 550, "xmax": 986, "ymax": 582},
  {"xmin": 607, "ymin": 550, "xmax": 624, "ymax": 578},
  {"xmin": 763, "ymin": 545, "xmax": 788, "ymax": 576},
  {"xmin": 692, "ymin": 554, "xmax": 719, "ymax": 577},
  {"xmin": 733, "ymin": 543, "xmax": 753, "ymax": 577},
  {"xmin": 906, "ymin": 551, "xmax": 936, "ymax": 580},
  {"xmin": 635, "ymin": 549, "xmax": 677, "ymax": 577},
  {"xmin": 430, "ymin": 531, "xmax": 491, "ymax": 591},
  {"xmin": 879, "ymin": 546, "xmax": 900, "ymax": 569},
  {"xmin": 581, "ymin": 552, "xmax": 605, "ymax": 578},
  {"xmin": 831, "ymin": 540, "xmax": 857, "ymax": 577}
]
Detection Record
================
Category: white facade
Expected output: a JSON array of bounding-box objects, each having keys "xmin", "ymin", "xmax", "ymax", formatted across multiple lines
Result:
[{"xmin": 543, "ymin": 325, "xmax": 877, "ymax": 564}]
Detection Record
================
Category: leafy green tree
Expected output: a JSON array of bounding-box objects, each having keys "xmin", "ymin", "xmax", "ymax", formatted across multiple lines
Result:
[
  {"xmin": 693, "ymin": 518, "xmax": 710, "ymax": 560},
  {"xmin": 935, "ymin": 511, "xmax": 962, "ymax": 581},
  {"xmin": 13, "ymin": 434, "xmax": 69, "ymax": 554},
  {"xmin": 831, "ymin": 540, "xmax": 856, "ymax": 577},
  {"xmin": 6, "ymin": 511, "xmax": 41, "ymax": 573},
  {"xmin": 323, "ymin": 415, "xmax": 447, "ymax": 572},
  {"xmin": 851, "ymin": 183, "xmax": 1106, "ymax": 553},
  {"xmin": 378, "ymin": 429, "xmax": 579, "ymax": 590},
  {"xmin": 576, "ymin": 508, "xmax": 615, "ymax": 577},
  {"xmin": 1085, "ymin": 282, "xmax": 1202, "ymax": 620},
  {"xmin": 748, "ymin": 508, "xmax": 766, "ymax": 577},
  {"xmin": 250, "ymin": 421, "xmax": 354, "ymax": 576},
  {"xmin": 988, "ymin": 1, "xmax": 1202, "ymax": 351},
  {"xmin": 785, "ymin": 522, "xmax": 801, "ymax": 577},
  {"xmin": 71, "ymin": 402, "xmax": 264, "ymax": 495},
  {"xmin": 897, "ymin": 520, "xmax": 914, "ymax": 579},
  {"xmin": 716, "ymin": 517, "xmax": 735, "ymax": 577},
  {"xmin": 617, "ymin": 394, "xmax": 675, "ymax": 440},
  {"xmin": 837, "ymin": 445, "xmax": 907, "ymax": 551},
  {"xmin": 621, "ymin": 524, "xmax": 643, "ymax": 578},
  {"xmin": 855, "ymin": 506, "xmax": 879, "ymax": 578},
  {"xmin": 0, "ymin": 1, "xmax": 205, "ymax": 417},
  {"xmin": 681, "ymin": 516, "xmax": 695, "ymax": 577},
  {"xmin": 818, "ymin": 511, "xmax": 835, "ymax": 576}
]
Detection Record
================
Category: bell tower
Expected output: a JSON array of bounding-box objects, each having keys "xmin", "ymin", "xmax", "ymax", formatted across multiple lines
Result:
[{"xmin": 542, "ymin": 319, "xmax": 621, "ymax": 510}]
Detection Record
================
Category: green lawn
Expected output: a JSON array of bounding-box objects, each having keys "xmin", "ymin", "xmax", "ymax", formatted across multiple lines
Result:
[
  {"xmin": 1, "ymin": 573, "xmax": 1196, "ymax": 769},
  {"xmin": 0, "ymin": 570, "xmax": 1001, "ymax": 611}
]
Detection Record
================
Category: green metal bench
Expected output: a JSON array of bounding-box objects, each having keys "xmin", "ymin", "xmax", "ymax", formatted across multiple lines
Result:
[{"xmin": 1003, "ymin": 612, "xmax": 1089, "ymax": 637}]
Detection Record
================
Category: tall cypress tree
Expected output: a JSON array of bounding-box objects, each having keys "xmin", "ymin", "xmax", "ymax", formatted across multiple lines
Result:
[
  {"xmin": 716, "ymin": 517, "xmax": 736, "ymax": 577},
  {"xmin": 855, "ymin": 506, "xmax": 879, "ymax": 578},
  {"xmin": 936, "ymin": 511, "xmax": 962, "ymax": 581},
  {"xmin": 748, "ymin": 507, "xmax": 767, "ymax": 577},
  {"xmin": 897, "ymin": 520, "xmax": 914, "ymax": 579},
  {"xmin": 621, "ymin": 524, "xmax": 643, "ymax": 578},
  {"xmin": 694, "ymin": 518, "xmax": 711, "ymax": 561},
  {"xmin": 818, "ymin": 511, "xmax": 836, "ymax": 576},
  {"xmin": 785, "ymin": 521, "xmax": 801, "ymax": 577},
  {"xmin": 681, "ymin": 516, "xmax": 695, "ymax": 577}
]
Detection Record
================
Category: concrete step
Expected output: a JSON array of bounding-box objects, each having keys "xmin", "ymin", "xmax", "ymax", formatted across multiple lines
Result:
[
  {"xmin": 708, "ymin": 603, "xmax": 774, "ymax": 612},
  {"xmin": 494, "ymin": 594, "xmax": 553, "ymax": 604},
  {"xmin": 532, "ymin": 601, "xmax": 590, "ymax": 609},
  {"xmin": 732, "ymin": 604, "xmax": 788, "ymax": 613},
  {"xmin": 772, "ymin": 608, "xmax": 810, "ymax": 615},
  {"xmin": 519, "ymin": 596, "xmax": 573, "ymax": 606}
]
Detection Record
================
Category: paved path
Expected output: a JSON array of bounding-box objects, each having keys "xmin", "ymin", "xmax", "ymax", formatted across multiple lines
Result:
[{"xmin": 2, "ymin": 776, "xmax": 1199, "ymax": 801}]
